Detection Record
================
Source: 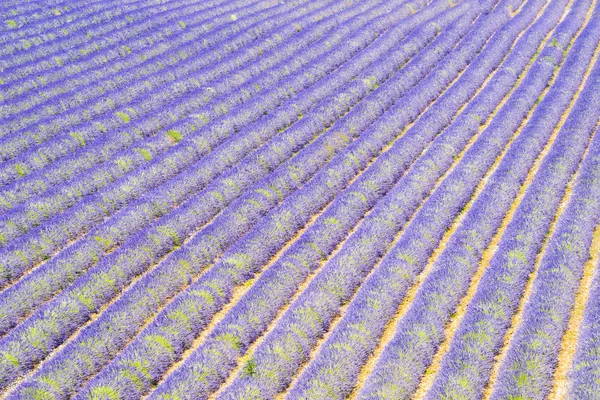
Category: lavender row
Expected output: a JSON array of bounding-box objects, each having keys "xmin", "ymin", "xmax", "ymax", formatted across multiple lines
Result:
[
  {"xmin": 0, "ymin": 0, "xmax": 276, "ymax": 119},
  {"xmin": 0, "ymin": 0, "xmax": 289, "ymax": 120},
  {"xmin": 427, "ymin": 12, "xmax": 600, "ymax": 399},
  {"xmin": 0, "ymin": 0, "xmax": 110, "ymax": 39},
  {"xmin": 219, "ymin": 1, "xmax": 568, "ymax": 398},
  {"xmin": 0, "ymin": 0, "xmax": 453, "ymax": 368},
  {"xmin": 0, "ymin": 0, "xmax": 73, "ymax": 13},
  {"xmin": 75, "ymin": 0, "xmax": 516, "ymax": 390},
  {"xmin": 0, "ymin": 1, "xmax": 68, "ymax": 26},
  {"xmin": 9, "ymin": 8, "xmax": 457, "ymax": 385},
  {"xmin": 0, "ymin": 0, "xmax": 309, "ymax": 148},
  {"xmin": 357, "ymin": 3, "xmax": 594, "ymax": 398},
  {"xmin": 0, "ymin": 2, "xmax": 362, "ymax": 224},
  {"xmin": 0, "ymin": 0, "xmax": 445, "ymax": 388},
  {"xmin": 0, "ymin": 0, "xmax": 346, "ymax": 194},
  {"xmin": 0, "ymin": 0, "xmax": 143, "ymax": 43},
  {"xmin": 287, "ymin": 0, "xmax": 575, "ymax": 398},
  {"xmin": 1, "ymin": 0, "xmax": 209, "ymax": 87},
  {"xmin": 0, "ymin": 0, "xmax": 436, "ymax": 284},
  {"xmin": 0, "ymin": 0, "xmax": 400, "ymax": 289},
  {"xmin": 0, "ymin": 0, "xmax": 183, "ymax": 59},
  {"xmin": 0, "ymin": 0, "xmax": 265, "ymax": 86},
  {"xmin": 69, "ymin": 8, "xmax": 479, "ymax": 397},
  {"xmin": 0, "ymin": 0, "xmax": 385, "ymax": 216},
  {"xmin": 489, "ymin": 51, "xmax": 600, "ymax": 400},
  {"xmin": 0, "ymin": 0, "xmax": 345, "ymax": 210},
  {"xmin": 0, "ymin": 0, "xmax": 419, "ymax": 331},
  {"xmin": 0, "ymin": 0, "xmax": 322, "ymax": 108},
  {"xmin": 0, "ymin": 0, "xmax": 274, "ymax": 120},
  {"xmin": 0, "ymin": 0, "xmax": 345, "ymax": 205},
  {"xmin": 0, "ymin": 0, "xmax": 204, "ymax": 57},
  {"xmin": 32, "ymin": 0, "xmax": 472, "ymax": 394},
  {"xmin": 153, "ymin": 2, "xmax": 546, "ymax": 398},
  {"xmin": 0, "ymin": 0, "xmax": 283, "ymax": 109},
  {"xmin": 568, "ymin": 134, "xmax": 600, "ymax": 398}
]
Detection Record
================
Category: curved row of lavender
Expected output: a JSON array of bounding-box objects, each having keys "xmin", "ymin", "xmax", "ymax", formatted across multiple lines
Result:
[{"xmin": 1, "ymin": 0, "xmax": 599, "ymax": 398}]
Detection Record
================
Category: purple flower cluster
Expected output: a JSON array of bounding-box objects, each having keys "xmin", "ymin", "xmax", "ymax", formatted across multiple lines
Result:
[
  {"xmin": 1, "ymin": 0, "xmax": 598, "ymax": 397},
  {"xmin": 0, "ymin": 0, "xmax": 437, "ymax": 341},
  {"xmin": 0, "ymin": 0, "xmax": 384, "ymax": 282},
  {"xmin": 426, "ymin": 4, "xmax": 600, "ymax": 398},
  {"xmin": 357, "ymin": 0, "xmax": 595, "ymax": 398},
  {"xmin": 489, "ymin": 44, "xmax": 600, "ymax": 400},
  {"xmin": 568, "ymin": 133, "xmax": 600, "ymax": 397},
  {"xmin": 288, "ymin": 0, "xmax": 585, "ymax": 397},
  {"xmin": 0, "ymin": 0, "xmax": 451, "ymax": 394}
]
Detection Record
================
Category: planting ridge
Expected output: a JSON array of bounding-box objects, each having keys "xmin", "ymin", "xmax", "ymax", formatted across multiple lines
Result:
[{"xmin": 1, "ymin": 0, "xmax": 599, "ymax": 398}]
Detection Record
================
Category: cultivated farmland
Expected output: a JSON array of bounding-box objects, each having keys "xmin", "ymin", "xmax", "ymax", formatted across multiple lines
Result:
[{"xmin": 1, "ymin": 0, "xmax": 599, "ymax": 398}]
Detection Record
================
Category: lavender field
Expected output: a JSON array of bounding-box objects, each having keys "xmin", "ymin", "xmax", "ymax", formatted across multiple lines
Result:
[{"xmin": 1, "ymin": 0, "xmax": 599, "ymax": 398}]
